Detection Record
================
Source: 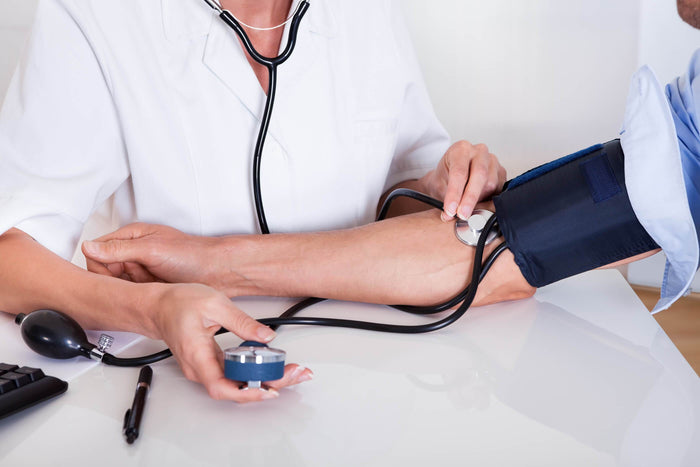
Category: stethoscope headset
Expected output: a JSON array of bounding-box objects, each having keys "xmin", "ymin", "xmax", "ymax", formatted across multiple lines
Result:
[{"xmin": 16, "ymin": 0, "xmax": 506, "ymax": 387}]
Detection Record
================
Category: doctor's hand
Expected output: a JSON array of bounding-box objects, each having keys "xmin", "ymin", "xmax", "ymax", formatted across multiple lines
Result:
[
  {"xmin": 145, "ymin": 282, "xmax": 312, "ymax": 402},
  {"xmin": 82, "ymin": 223, "xmax": 229, "ymax": 288},
  {"xmin": 420, "ymin": 140, "xmax": 506, "ymax": 222}
]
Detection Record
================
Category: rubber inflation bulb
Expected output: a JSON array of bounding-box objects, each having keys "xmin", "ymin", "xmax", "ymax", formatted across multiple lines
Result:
[{"xmin": 15, "ymin": 309, "xmax": 95, "ymax": 360}]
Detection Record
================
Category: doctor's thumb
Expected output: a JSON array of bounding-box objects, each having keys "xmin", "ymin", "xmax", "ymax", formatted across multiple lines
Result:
[
  {"xmin": 217, "ymin": 304, "xmax": 276, "ymax": 345},
  {"xmin": 82, "ymin": 239, "xmax": 140, "ymax": 263}
]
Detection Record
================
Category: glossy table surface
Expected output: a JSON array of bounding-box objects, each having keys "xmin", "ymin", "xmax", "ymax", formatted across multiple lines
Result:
[{"xmin": 1, "ymin": 270, "xmax": 699, "ymax": 466}]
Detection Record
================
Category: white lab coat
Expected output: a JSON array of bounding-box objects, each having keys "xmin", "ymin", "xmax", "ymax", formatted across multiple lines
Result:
[{"xmin": 0, "ymin": 0, "xmax": 449, "ymax": 260}]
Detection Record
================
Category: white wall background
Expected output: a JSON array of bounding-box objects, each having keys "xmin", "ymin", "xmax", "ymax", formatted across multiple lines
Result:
[
  {"xmin": 1, "ymin": 0, "xmax": 698, "ymax": 290},
  {"xmin": 402, "ymin": 0, "xmax": 639, "ymax": 176}
]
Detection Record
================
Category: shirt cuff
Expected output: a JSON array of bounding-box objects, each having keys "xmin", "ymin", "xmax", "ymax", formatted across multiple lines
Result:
[{"xmin": 620, "ymin": 66, "xmax": 699, "ymax": 313}]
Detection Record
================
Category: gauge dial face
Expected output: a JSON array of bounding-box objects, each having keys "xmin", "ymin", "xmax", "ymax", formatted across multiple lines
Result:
[{"xmin": 224, "ymin": 345, "xmax": 286, "ymax": 364}]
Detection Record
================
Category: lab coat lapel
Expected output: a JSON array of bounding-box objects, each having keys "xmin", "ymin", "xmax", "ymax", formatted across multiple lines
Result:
[
  {"xmin": 267, "ymin": 1, "xmax": 337, "ymax": 149},
  {"xmin": 201, "ymin": 1, "xmax": 336, "ymax": 150},
  {"xmin": 161, "ymin": 0, "xmax": 264, "ymax": 120},
  {"xmin": 202, "ymin": 18, "xmax": 267, "ymax": 123},
  {"xmin": 161, "ymin": 0, "xmax": 212, "ymax": 42}
]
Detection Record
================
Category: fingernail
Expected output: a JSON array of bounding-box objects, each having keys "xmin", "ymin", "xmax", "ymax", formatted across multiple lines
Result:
[
  {"xmin": 446, "ymin": 202, "xmax": 458, "ymax": 217},
  {"xmin": 257, "ymin": 326, "xmax": 276, "ymax": 343},
  {"xmin": 291, "ymin": 366, "xmax": 304, "ymax": 378},
  {"xmin": 262, "ymin": 388, "xmax": 279, "ymax": 399},
  {"xmin": 83, "ymin": 241, "xmax": 98, "ymax": 253},
  {"xmin": 458, "ymin": 207, "xmax": 471, "ymax": 221},
  {"xmin": 293, "ymin": 366, "xmax": 313, "ymax": 382}
]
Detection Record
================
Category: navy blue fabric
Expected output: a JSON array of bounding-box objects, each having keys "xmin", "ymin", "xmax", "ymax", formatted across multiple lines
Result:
[
  {"xmin": 494, "ymin": 140, "xmax": 659, "ymax": 288},
  {"xmin": 505, "ymin": 143, "xmax": 603, "ymax": 190},
  {"xmin": 579, "ymin": 153, "xmax": 622, "ymax": 203}
]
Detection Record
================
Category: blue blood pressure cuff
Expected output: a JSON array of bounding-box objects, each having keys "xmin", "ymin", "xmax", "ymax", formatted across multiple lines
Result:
[{"xmin": 493, "ymin": 139, "xmax": 658, "ymax": 288}]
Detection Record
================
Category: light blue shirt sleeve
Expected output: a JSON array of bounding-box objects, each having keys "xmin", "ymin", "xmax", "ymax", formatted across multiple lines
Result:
[
  {"xmin": 666, "ymin": 49, "xmax": 700, "ymax": 277},
  {"xmin": 620, "ymin": 53, "xmax": 699, "ymax": 312}
]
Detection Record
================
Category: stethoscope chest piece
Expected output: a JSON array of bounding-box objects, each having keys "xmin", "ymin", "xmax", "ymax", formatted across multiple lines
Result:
[
  {"xmin": 224, "ymin": 341, "xmax": 286, "ymax": 389},
  {"xmin": 455, "ymin": 209, "xmax": 500, "ymax": 246}
]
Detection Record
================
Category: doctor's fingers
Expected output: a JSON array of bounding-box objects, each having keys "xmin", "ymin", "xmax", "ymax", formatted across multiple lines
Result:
[
  {"xmin": 91, "ymin": 222, "xmax": 160, "ymax": 242},
  {"xmin": 442, "ymin": 143, "xmax": 490, "ymax": 220},
  {"xmin": 179, "ymin": 335, "xmax": 312, "ymax": 402},
  {"xmin": 121, "ymin": 261, "xmax": 161, "ymax": 283},
  {"xmin": 179, "ymin": 337, "xmax": 279, "ymax": 403},
  {"xmin": 82, "ymin": 237, "xmax": 156, "ymax": 266},
  {"xmin": 84, "ymin": 255, "xmax": 121, "ymax": 278},
  {"xmin": 84, "ymin": 255, "xmax": 155, "ymax": 283},
  {"xmin": 266, "ymin": 364, "xmax": 314, "ymax": 389},
  {"xmin": 459, "ymin": 151, "xmax": 505, "ymax": 219},
  {"xmin": 192, "ymin": 302, "xmax": 312, "ymax": 397}
]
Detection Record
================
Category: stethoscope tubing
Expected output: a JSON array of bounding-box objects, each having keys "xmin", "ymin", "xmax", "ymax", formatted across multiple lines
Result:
[
  {"xmin": 217, "ymin": 2, "xmax": 309, "ymax": 67},
  {"xmin": 217, "ymin": 1, "xmax": 310, "ymax": 234},
  {"xmin": 101, "ymin": 190, "xmax": 506, "ymax": 366},
  {"xmin": 98, "ymin": 1, "xmax": 506, "ymax": 366}
]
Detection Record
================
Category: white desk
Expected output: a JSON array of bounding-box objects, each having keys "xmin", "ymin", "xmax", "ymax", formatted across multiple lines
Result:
[{"xmin": 1, "ymin": 270, "xmax": 699, "ymax": 466}]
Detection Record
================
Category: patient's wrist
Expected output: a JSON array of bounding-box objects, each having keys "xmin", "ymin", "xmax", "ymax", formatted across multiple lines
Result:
[
  {"xmin": 78, "ymin": 275, "xmax": 162, "ymax": 338},
  {"xmin": 131, "ymin": 282, "xmax": 169, "ymax": 339}
]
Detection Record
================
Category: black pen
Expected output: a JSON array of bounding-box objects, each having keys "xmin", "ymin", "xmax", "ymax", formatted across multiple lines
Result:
[{"xmin": 123, "ymin": 365, "xmax": 153, "ymax": 444}]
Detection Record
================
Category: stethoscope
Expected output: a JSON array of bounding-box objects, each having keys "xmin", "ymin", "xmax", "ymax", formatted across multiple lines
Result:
[
  {"xmin": 203, "ymin": 0, "xmax": 310, "ymax": 235},
  {"xmin": 16, "ymin": 0, "xmax": 506, "ymax": 389}
]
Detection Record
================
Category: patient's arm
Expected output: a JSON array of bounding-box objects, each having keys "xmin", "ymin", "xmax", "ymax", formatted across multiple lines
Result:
[{"xmin": 83, "ymin": 206, "xmax": 536, "ymax": 307}]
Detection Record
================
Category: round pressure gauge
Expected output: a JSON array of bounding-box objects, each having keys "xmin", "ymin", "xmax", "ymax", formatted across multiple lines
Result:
[
  {"xmin": 224, "ymin": 341, "xmax": 286, "ymax": 389},
  {"xmin": 454, "ymin": 209, "xmax": 500, "ymax": 246}
]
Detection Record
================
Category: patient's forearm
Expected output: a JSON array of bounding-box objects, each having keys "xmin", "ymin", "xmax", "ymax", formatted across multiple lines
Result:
[{"xmin": 217, "ymin": 209, "xmax": 535, "ymax": 306}]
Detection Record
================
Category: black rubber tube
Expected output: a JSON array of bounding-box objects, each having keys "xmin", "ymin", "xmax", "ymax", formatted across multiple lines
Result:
[{"xmin": 101, "ymin": 207, "xmax": 504, "ymax": 366}]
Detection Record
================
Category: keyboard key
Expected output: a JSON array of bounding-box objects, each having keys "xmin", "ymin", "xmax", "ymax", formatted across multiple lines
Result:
[
  {"xmin": 0, "ymin": 379, "xmax": 15, "ymax": 394},
  {"xmin": 2, "ymin": 372, "xmax": 33, "ymax": 388},
  {"xmin": 0, "ymin": 363, "xmax": 68, "ymax": 420},
  {"xmin": 0, "ymin": 363, "xmax": 19, "ymax": 374},
  {"xmin": 15, "ymin": 367, "xmax": 45, "ymax": 382}
]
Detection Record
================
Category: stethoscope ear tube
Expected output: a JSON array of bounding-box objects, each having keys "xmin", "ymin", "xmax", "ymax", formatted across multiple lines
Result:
[
  {"xmin": 217, "ymin": 1, "xmax": 310, "ymax": 67},
  {"xmin": 213, "ymin": 0, "xmax": 310, "ymax": 235}
]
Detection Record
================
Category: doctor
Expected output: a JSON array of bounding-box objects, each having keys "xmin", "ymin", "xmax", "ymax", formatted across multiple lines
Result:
[
  {"xmin": 0, "ymin": 0, "xmax": 506, "ymax": 402},
  {"xmin": 80, "ymin": 0, "xmax": 700, "ymax": 401}
]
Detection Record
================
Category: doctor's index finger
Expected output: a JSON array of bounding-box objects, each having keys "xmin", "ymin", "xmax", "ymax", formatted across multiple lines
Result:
[
  {"xmin": 84, "ymin": 254, "xmax": 124, "ymax": 278},
  {"xmin": 122, "ymin": 261, "xmax": 160, "ymax": 283},
  {"xmin": 459, "ymin": 151, "xmax": 493, "ymax": 219},
  {"xmin": 441, "ymin": 154, "xmax": 471, "ymax": 219}
]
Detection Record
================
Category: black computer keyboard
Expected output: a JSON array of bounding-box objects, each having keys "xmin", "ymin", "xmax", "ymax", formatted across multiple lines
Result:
[{"xmin": 0, "ymin": 363, "xmax": 68, "ymax": 420}]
